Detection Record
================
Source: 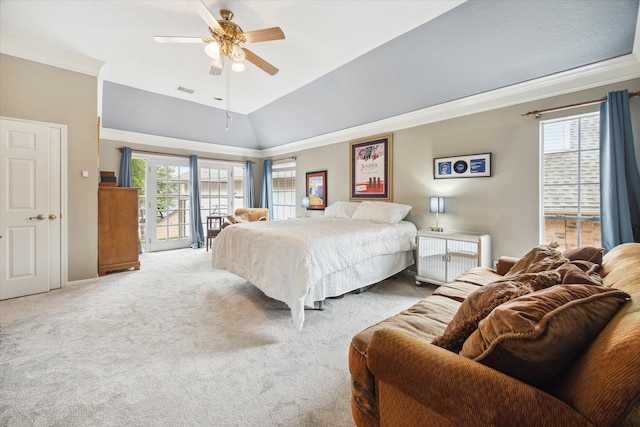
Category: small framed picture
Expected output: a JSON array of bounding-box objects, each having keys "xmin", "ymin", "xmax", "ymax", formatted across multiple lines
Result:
[
  {"xmin": 434, "ymin": 153, "xmax": 491, "ymax": 179},
  {"xmin": 306, "ymin": 170, "xmax": 327, "ymax": 210}
]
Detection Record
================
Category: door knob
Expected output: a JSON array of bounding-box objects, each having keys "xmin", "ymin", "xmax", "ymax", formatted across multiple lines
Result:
[
  {"xmin": 29, "ymin": 214, "xmax": 46, "ymax": 220},
  {"xmin": 49, "ymin": 214, "xmax": 57, "ymax": 220}
]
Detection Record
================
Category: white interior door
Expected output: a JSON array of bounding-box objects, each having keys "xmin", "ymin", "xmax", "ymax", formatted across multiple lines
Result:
[{"xmin": 0, "ymin": 118, "xmax": 61, "ymax": 300}]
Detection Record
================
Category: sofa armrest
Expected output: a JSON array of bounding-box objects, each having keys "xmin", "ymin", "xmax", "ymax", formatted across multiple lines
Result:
[
  {"xmin": 368, "ymin": 329, "xmax": 592, "ymax": 427},
  {"xmin": 494, "ymin": 256, "xmax": 519, "ymax": 276}
]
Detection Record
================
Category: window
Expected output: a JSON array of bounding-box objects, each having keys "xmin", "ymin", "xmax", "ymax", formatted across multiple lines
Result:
[
  {"xmin": 541, "ymin": 113, "xmax": 601, "ymax": 250},
  {"xmin": 272, "ymin": 161, "xmax": 296, "ymax": 220}
]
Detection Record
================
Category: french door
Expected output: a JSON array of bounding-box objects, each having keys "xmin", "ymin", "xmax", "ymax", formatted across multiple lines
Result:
[
  {"xmin": 144, "ymin": 157, "xmax": 191, "ymax": 252},
  {"xmin": 136, "ymin": 155, "xmax": 244, "ymax": 252}
]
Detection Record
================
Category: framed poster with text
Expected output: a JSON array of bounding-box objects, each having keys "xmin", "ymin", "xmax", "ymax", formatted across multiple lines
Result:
[{"xmin": 349, "ymin": 134, "xmax": 392, "ymax": 201}]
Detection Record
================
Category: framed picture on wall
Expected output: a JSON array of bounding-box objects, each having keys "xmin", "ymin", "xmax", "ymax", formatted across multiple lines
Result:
[
  {"xmin": 349, "ymin": 133, "xmax": 393, "ymax": 201},
  {"xmin": 306, "ymin": 170, "xmax": 327, "ymax": 210},
  {"xmin": 434, "ymin": 153, "xmax": 491, "ymax": 179}
]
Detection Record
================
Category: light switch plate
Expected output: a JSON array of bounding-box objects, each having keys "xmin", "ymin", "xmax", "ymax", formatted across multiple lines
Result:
[{"xmin": 81, "ymin": 170, "xmax": 89, "ymax": 178}]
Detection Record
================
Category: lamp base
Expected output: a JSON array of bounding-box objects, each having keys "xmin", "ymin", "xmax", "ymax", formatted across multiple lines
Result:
[{"xmin": 429, "ymin": 226, "xmax": 444, "ymax": 232}]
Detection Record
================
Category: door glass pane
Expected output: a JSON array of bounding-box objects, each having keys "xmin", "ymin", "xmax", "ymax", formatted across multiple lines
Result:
[
  {"xmin": 200, "ymin": 167, "xmax": 229, "ymax": 216},
  {"xmin": 233, "ymin": 166, "xmax": 245, "ymax": 209},
  {"xmin": 132, "ymin": 158, "xmax": 147, "ymax": 252},
  {"xmin": 155, "ymin": 163, "xmax": 190, "ymax": 243}
]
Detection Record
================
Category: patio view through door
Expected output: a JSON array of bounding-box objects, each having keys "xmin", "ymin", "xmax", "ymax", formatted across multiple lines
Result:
[
  {"xmin": 133, "ymin": 155, "xmax": 245, "ymax": 253},
  {"xmin": 146, "ymin": 157, "xmax": 191, "ymax": 252},
  {"xmin": 199, "ymin": 163, "xmax": 246, "ymax": 221}
]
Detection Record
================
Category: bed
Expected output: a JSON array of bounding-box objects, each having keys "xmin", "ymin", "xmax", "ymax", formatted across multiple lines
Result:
[{"xmin": 211, "ymin": 201, "xmax": 417, "ymax": 330}]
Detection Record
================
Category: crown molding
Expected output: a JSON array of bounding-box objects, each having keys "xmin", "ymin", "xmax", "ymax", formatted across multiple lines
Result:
[
  {"xmin": 100, "ymin": 128, "xmax": 262, "ymax": 158},
  {"xmin": 0, "ymin": 36, "xmax": 105, "ymax": 77}
]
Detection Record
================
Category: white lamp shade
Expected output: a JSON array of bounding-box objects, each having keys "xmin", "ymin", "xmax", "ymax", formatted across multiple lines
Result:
[
  {"xmin": 429, "ymin": 197, "xmax": 445, "ymax": 213},
  {"xmin": 231, "ymin": 44, "xmax": 246, "ymax": 61},
  {"xmin": 204, "ymin": 41, "xmax": 220, "ymax": 59},
  {"xmin": 301, "ymin": 197, "xmax": 310, "ymax": 208},
  {"xmin": 231, "ymin": 60, "xmax": 245, "ymax": 72}
]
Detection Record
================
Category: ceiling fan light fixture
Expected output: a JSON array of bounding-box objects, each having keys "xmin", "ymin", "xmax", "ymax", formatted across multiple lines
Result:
[
  {"xmin": 231, "ymin": 60, "xmax": 245, "ymax": 72},
  {"xmin": 204, "ymin": 41, "xmax": 220, "ymax": 59},
  {"xmin": 231, "ymin": 44, "xmax": 246, "ymax": 61}
]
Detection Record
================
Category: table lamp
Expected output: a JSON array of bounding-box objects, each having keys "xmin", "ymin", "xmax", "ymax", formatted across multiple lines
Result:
[
  {"xmin": 301, "ymin": 197, "xmax": 310, "ymax": 217},
  {"xmin": 429, "ymin": 197, "xmax": 445, "ymax": 232}
]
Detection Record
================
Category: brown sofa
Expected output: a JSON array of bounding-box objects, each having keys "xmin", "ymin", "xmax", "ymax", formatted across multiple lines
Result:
[
  {"xmin": 221, "ymin": 208, "xmax": 269, "ymax": 229},
  {"xmin": 349, "ymin": 242, "xmax": 640, "ymax": 427}
]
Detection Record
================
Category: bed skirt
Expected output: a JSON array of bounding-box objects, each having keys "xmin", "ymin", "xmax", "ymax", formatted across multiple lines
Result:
[{"xmin": 303, "ymin": 250, "xmax": 415, "ymax": 307}]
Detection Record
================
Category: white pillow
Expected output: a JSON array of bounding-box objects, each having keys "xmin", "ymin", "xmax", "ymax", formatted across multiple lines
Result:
[
  {"xmin": 323, "ymin": 201, "xmax": 361, "ymax": 219},
  {"xmin": 351, "ymin": 201, "xmax": 412, "ymax": 224}
]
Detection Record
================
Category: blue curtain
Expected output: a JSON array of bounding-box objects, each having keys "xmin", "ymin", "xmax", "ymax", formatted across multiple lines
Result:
[
  {"xmin": 245, "ymin": 160, "xmax": 254, "ymax": 208},
  {"xmin": 119, "ymin": 147, "xmax": 132, "ymax": 187},
  {"xmin": 189, "ymin": 155, "xmax": 205, "ymax": 249},
  {"xmin": 260, "ymin": 159, "xmax": 273, "ymax": 220},
  {"xmin": 599, "ymin": 89, "xmax": 640, "ymax": 252}
]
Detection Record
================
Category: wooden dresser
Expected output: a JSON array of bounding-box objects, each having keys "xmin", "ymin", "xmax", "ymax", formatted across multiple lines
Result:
[{"xmin": 98, "ymin": 187, "xmax": 140, "ymax": 276}]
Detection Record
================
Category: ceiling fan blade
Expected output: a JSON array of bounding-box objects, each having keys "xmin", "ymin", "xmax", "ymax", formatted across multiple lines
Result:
[
  {"xmin": 154, "ymin": 36, "xmax": 206, "ymax": 43},
  {"xmin": 188, "ymin": 0, "xmax": 223, "ymax": 33},
  {"xmin": 242, "ymin": 48, "xmax": 279, "ymax": 76},
  {"xmin": 209, "ymin": 57, "xmax": 224, "ymax": 76},
  {"xmin": 241, "ymin": 27, "xmax": 285, "ymax": 43}
]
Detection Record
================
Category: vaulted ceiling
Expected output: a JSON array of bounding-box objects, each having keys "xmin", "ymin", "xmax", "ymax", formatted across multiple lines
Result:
[{"xmin": 1, "ymin": 0, "xmax": 639, "ymax": 151}]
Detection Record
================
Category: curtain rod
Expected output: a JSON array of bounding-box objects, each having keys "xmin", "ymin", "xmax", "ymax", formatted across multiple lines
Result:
[
  {"xmin": 522, "ymin": 91, "xmax": 640, "ymax": 118},
  {"xmin": 118, "ymin": 147, "xmax": 254, "ymax": 163},
  {"xmin": 273, "ymin": 156, "xmax": 297, "ymax": 163}
]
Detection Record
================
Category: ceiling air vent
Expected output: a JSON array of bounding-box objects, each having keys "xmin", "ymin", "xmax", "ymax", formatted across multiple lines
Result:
[{"xmin": 177, "ymin": 86, "xmax": 195, "ymax": 94}]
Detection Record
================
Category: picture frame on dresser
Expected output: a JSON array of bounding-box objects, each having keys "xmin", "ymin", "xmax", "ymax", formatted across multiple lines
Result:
[{"xmin": 349, "ymin": 133, "xmax": 393, "ymax": 201}]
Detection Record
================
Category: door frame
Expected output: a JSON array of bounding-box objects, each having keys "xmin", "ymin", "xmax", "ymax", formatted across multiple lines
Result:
[{"xmin": 0, "ymin": 116, "xmax": 68, "ymax": 291}]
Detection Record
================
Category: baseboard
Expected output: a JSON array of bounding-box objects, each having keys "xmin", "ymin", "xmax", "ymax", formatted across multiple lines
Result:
[{"xmin": 64, "ymin": 277, "xmax": 98, "ymax": 288}]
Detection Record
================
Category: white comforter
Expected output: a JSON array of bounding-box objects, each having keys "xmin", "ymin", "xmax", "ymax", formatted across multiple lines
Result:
[{"xmin": 211, "ymin": 217, "xmax": 417, "ymax": 330}]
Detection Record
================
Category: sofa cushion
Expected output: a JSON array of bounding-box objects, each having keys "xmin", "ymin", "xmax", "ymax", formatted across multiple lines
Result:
[
  {"xmin": 460, "ymin": 284, "xmax": 630, "ymax": 386},
  {"xmin": 505, "ymin": 242, "xmax": 568, "ymax": 276},
  {"xmin": 432, "ymin": 267, "xmax": 503, "ymax": 302},
  {"xmin": 431, "ymin": 271, "xmax": 560, "ymax": 352},
  {"xmin": 556, "ymin": 261, "xmax": 602, "ymax": 286},
  {"xmin": 563, "ymin": 246, "xmax": 604, "ymax": 265}
]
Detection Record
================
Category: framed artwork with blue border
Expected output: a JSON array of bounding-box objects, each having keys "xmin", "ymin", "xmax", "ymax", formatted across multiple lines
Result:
[{"xmin": 434, "ymin": 153, "xmax": 491, "ymax": 179}]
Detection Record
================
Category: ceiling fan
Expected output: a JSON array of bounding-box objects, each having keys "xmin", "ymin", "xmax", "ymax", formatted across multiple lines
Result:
[{"xmin": 154, "ymin": 0, "xmax": 285, "ymax": 76}]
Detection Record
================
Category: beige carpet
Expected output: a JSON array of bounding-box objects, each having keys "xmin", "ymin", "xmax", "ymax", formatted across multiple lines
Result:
[{"xmin": 0, "ymin": 248, "xmax": 434, "ymax": 426}]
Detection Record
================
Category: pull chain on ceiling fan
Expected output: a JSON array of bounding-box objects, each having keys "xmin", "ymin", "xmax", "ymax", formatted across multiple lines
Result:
[{"xmin": 153, "ymin": 0, "xmax": 285, "ymax": 128}]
